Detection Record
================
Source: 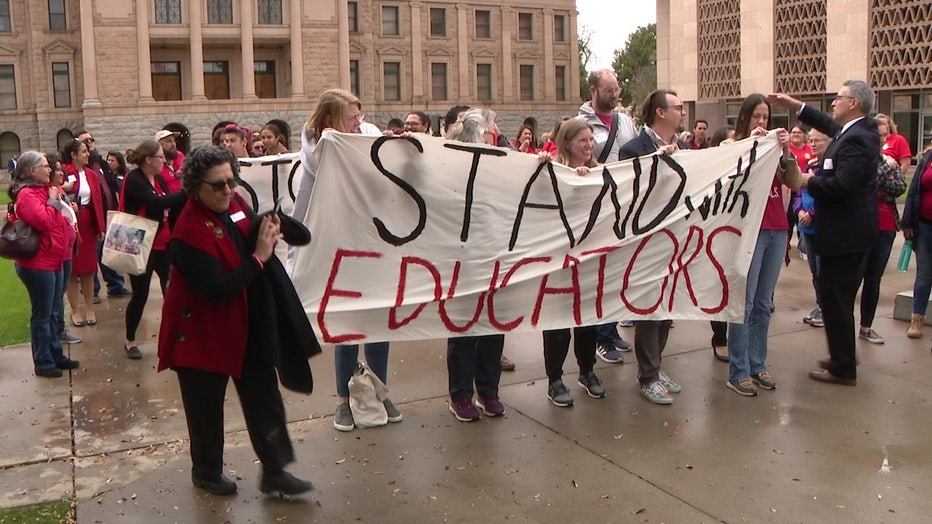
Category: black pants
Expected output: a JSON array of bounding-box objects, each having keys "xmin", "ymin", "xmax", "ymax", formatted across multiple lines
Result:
[
  {"xmin": 818, "ymin": 252, "xmax": 866, "ymax": 379},
  {"xmin": 543, "ymin": 326, "xmax": 597, "ymax": 383},
  {"xmin": 175, "ymin": 342, "xmax": 294, "ymax": 479},
  {"xmin": 447, "ymin": 334, "xmax": 503, "ymax": 401},
  {"xmin": 125, "ymin": 249, "xmax": 170, "ymax": 341},
  {"xmin": 710, "ymin": 321, "xmax": 727, "ymax": 347}
]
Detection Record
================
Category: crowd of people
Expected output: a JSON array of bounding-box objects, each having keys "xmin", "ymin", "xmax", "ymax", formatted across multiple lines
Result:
[{"xmin": 6, "ymin": 69, "xmax": 930, "ymax": 496}]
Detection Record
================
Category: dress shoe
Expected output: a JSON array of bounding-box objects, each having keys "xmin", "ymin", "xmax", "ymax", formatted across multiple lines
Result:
[
  {"xmin": 71, "ymin": 314, "xmax": 86, "ymax": 327},
  {"xmin": 108, "ymin": 289, "xmax": 133, "ymax": 297},
  {"xmin": 124, "ymin": 345, "xmax": 142, "ymax": 360},
  {"xmin": 500, "ymin": 355, "xmax": 516, "ymax": 371},
  {"xmin": 192, "ymin": 473, "xmax": 237, "ymax": 495},
  {"xmin": 808, "ymin": 369, "xmax": 856, "ymax": 386},
  {"xmin": 36, "ymin": 368, "xmax": 64, "ymax": 378},
  {"xmin": 56, "ymin": 359, "xmax": 80, "ymax": 370},
  {"xmin": 260, "ymin": 470, "xmax": 313, "ymax": 496},
  {"xmin": 713, "ymin": 344, "xmax": 729, "ymax": 362}
]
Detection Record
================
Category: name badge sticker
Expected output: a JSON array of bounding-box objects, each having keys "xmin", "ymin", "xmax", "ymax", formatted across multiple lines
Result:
[
  {"xmin": 230, "ymin": 211, "xmax": 246, "ymax": 223},
  {"xmin": 823, "ymin": 159, "xmax": 834, "ymax": 171},
  {"xmin": 67, "ymin": 175, "xmax": 77, "ymax": 183}
]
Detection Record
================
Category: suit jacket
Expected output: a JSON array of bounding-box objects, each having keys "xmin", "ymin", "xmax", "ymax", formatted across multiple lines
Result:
[
  {"xmin": 618, "ymin": 128, "xmax": 690, "ymax": 160},
  {"xmin": 798, "ymin": 105, "xmax": 879, "ymax": 256}
]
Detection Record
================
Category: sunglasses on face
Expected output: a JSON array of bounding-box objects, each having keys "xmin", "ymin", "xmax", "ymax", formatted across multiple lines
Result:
[{"xmin": 202, "ymin": 177, "xmax": 240, "ymax": 191}]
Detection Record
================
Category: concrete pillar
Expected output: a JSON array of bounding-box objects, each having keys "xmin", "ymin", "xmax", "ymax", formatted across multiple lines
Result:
[
  {"xmin": 189, "ymin": 0, "xmax": 206, "ymax": 100},
  {"xmin": 457, "ymin": 4, "xmax": 470, "ymax": 100},
  {"xmin": 500, "ymin": 7, "xmax": 514, "ymax": 102},
  {"xmin": 78, "ymin": 0, "xmax": 100, "ymax": 107},
  {"xmin": 568, "ymin": 10, "xmax": 579, "ymax": 101},
  {"xmin": 543, "ymin": 9, "xmax": 554, "ymax": 101},
  {"xmin": 410, "ymin": 2, "xmax": 423, "ymax": 100},
  {"xmin": 241, "ymin": 0, "xmax": 257, "ymax": 99},
  {"xmin": 135, "ymin": 0, "xmax": 153, "ymax": 101},
  {"xmin": 291, "ymin": 0, "xmax": 306, "ymax": 97}
]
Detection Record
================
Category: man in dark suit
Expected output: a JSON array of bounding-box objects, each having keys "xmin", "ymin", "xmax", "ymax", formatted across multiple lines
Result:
[
  {"xmin": 618, "ymin": 89, "xmax": 691, "ymax": 404},
  {"xmin": 768, "ymin": 81, "xmax": 879, "ymax": 386}
]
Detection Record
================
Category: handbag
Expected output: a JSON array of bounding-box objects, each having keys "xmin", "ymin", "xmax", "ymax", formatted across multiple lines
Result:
[
  {"xmin": 101, "ymin": 210, "xmax": 159, "ymax": 275},
  {"xmin": 347, "ymin": 361, "xmax": 389, "ymax": 428},
  {"xmin": 0, "ymin": 203, "xmax": 40, "ymax": 260}
]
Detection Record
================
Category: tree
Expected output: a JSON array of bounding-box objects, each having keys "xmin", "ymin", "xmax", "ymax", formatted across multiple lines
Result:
[
  {"xmin": 578, "ymin": 28, "xmax": 594, "ymax": 101},
  {"xmin": 612, "ymin": 24, "xmax": 657, "ymax": 110}
]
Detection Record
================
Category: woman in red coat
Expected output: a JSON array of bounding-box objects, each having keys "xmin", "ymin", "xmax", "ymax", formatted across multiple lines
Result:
[
  {"xmin": 157, "ymin": 146, "xmax": 318, "ymax": 496},
  {"xmin": 62, "ymin": 139, "xmax": 106, "ymax": 326}
]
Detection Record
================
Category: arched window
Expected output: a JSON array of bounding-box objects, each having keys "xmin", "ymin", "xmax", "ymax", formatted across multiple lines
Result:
[
  {"xmin": 0, "ymin": 131, "xmax": 20, "ymax": 172},
  {"xmin": 56, "ymin": 128, "xmax": 74, "ymax": 153}
]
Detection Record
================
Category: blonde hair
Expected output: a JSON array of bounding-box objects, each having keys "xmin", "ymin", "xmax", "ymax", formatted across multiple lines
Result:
[
  {"xmin": 554, "ymin": 117, "xmax": 596, "ymax": 168},
  {"xmin": 304, "ymin": 88, "xmax": 362, "ymax": 141}
]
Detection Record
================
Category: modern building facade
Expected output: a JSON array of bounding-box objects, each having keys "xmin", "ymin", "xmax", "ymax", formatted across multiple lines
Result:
[
  {"xmin": 0, "ymin": 0, "xmax": 580, "ymax": 176},
  {"xmin": 657, "ymin": 0, "xmax": 932, "ymax": 160}
]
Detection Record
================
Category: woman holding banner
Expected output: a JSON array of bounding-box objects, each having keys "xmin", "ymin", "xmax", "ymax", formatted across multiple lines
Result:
[
  {"xmin": 725, "ymin": 94, "xmax": 801, "ymax": 396},
  {"xmin": 293, "ymin": 89, "xmax": 401, "ymax": 432},
  {"xmin": 536, "ymin": 118, "xmax": 607, "ymax": 407}
]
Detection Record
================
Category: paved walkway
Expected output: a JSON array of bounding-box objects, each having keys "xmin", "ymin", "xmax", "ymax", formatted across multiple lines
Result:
[{"xmin": 2, "ymin": 238, "xmax": 931, "ymax": 522}]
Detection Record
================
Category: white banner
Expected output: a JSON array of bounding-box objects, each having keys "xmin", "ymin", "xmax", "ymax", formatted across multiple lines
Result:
[{"xmin": 275, "ymin": 131, "xmax": 782, "ymax": 344}]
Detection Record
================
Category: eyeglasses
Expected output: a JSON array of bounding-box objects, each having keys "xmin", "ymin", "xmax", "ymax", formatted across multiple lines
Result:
[
  {"xmin": 833, "ymin": 95, "xmax": 856, "ymax": 102},
  {"xmin": 666, "ymin": 104, "xmax": 685, "ymax": 112},
  {"xmin": 202, "ymin": 177, "xmax": 240, "ymax": 191},
  {"xmin": 404, "ymin": 121, "xmax": 424, "ymax": 128},
  {"xmin": 80, "ymin": 137, "xmax": 95, "ymax": 143}
]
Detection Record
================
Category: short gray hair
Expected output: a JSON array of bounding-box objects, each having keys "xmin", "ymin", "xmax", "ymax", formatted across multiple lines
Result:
[
  {"xmin": 444, "ymin": 108, "xmax": 494, "ymax": 144},
  {"xmin": 843, "ymin": 80, "xmax": 875, "ymax": 115}
]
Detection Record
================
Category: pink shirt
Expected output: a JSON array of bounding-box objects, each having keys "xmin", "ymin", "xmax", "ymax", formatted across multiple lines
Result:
[{"xmin": 919, "ymin": 163, "xmax": 932, "ymax": 221}]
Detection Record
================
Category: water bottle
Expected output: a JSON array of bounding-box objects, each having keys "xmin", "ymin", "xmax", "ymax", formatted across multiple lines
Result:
[{"xmin": 897, "ymin": 240, "xmax": 913, "ymax": 272}]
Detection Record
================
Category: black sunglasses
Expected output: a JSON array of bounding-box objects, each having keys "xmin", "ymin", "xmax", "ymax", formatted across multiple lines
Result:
[{"xmin": 202, "ymin": 177, "xmax": 240, "ymax": 191}]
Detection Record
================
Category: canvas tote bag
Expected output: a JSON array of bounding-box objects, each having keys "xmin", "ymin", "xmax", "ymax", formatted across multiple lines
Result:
[
  {"xmin": 348, "ymin": 361, "xmax": 389, "ymax": 428},
  {"xmin": 101, "ymin": 210, "xmax": 159, "ymax": 275}
]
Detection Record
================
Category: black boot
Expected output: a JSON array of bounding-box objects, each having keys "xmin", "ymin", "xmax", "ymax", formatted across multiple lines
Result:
[
  {"xmin": 260, "ymin": 470, "xmax": 313, "ymax": 496},
  {"xmin": 192, "ymin": 472, "xmax": 237, "ymax": 495}
]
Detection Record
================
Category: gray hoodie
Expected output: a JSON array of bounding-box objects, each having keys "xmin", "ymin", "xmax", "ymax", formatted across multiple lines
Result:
[{"xmin": 577, "ymin": 102, "xmax": 638, "ymax": 163}]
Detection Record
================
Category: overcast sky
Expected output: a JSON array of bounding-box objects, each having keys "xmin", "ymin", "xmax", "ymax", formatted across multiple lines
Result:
[{"xmin": 576, "ymin": 1, "xmax": 656, "ymax": 71}]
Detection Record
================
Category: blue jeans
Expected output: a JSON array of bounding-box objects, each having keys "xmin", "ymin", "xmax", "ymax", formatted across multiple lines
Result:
[
  {"xmin": 728, "ymin": 229, "xmax": 787, "ymax": 381},
  {"xmin": 802, "ymin": 232, "xmax": 822, "ymax": 308},
  {"xmin": 93, "ymin": 238, "xmax": 127, "ymax": 296},
  {"xmin": 57, "ymin": 260, "xmax": 72, "ymax": 337},
  {"xmin": 16, "ymin": 265, "xmax": 67, "ymax": 373},
  {"xmin": 334, "ymin": 342, "xmax": 390, "ymax": 398},
  {"xmin": 912, "ymin": 222, "xmax": 932, "ymax": 314},
  {"xmin": 859, "ymin": 230, "xmax": 895, "ymax": 328}
]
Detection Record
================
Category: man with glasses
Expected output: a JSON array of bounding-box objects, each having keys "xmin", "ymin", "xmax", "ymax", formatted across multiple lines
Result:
[
  {"xmin": 768, "ymin": 81, "xmax": 879, "ymax": 387},
  {"xmin": 578, "ymin": 68, "xmax": 637, "ymax": 363},
  {"xmin": 403, "ymin": 111, "xmax": 432, "ymax": 134},
  {"xmin": 75, "ymin": 130, "xmax": 132, "ymax": 300}
]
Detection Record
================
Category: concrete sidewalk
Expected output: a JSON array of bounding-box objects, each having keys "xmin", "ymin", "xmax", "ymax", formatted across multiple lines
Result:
[{"xmin": 2, "ymin": 240, "xmax": 931, "ymax": 523}]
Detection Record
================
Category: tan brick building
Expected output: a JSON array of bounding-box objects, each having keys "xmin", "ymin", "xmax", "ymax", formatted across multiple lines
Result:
[
  {"xmin": 657, "ymin": 0, "xmax": 932, "ymax": 159},
  {"xmin": 0, "ymin": 0, "xmax": 580, "ymax": 175}
]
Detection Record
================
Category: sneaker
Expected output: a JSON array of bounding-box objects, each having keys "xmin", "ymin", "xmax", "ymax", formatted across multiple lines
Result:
[
  {"xmin": 475, "ymin": 395, "xmax": 505, "ymax": 416},
  {"xmin": 333, "ymin": 402, "xmax": 355, "ymax": 431},
  {"xmin": 595, "ymin": 341, "xmax": 624, "ymax": 363},
  {"xmin": 658, "ymin": 371, "xmax": 681, "ymax": 393},
  {"xmin": 59, "ymin": 331, "xmax": 83, "ymax": 344},
  {"xmin": 383, "ymin": 398, "xmax": 403, "ymax": 423},
  {"xmin": 123, "ymin": 345, "xmax": 142, "ymax": 360},
  {"xmin": 639, "ymin": 380, "xmax": 672, "ymax": 404},
  {"xmin": 750, "ymin": 371, "xmax": 776, "ymax": 390},
  {"xmin": 547, "ymin": 379, "xmax": 574, "ymax": 407},
  {"xmin": 859, "ymin": 328, "xmax": 885, "ymax": 344},
  {"xmin": 804, "ymin": 307, "xmax": 824, "ymax": 327},
  {"xmin": 619, "ymin": 320, "xmax": 635, "ymax": 327},
  {"xmin": 577, "ymin": 371, "xmax": 606, "ymax": 399},
  {"xmin": 726, "ymin": 377, "xmax": 759, "ymax": 396},
  {"xmin": 449, "ymin": 398, "xmax": 481, "ymax": 421},
  {"xmin": 610, "ymin": 332, "xmax": 632, "ymax": 351}
]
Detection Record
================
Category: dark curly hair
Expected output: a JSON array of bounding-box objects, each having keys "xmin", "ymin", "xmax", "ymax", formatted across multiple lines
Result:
[{"xmin": 181, "ymin": 145, "xmax": 239, "ymax": 195}]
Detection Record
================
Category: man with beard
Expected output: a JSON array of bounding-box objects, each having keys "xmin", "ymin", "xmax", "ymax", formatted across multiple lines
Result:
[
  {"xmin": 155, "ymin": 130, "xmax": 185, "ymax": 192},
  {"xmin": 577, "ymin": 69, "xmax": 637, "ymax": 363},
  {"xmin": 75, "ymin": 130, "xmax": 131, "ymax": 300}
]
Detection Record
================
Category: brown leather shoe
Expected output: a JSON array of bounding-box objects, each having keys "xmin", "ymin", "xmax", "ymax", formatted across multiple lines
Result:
[
  {"xmin": 808, "ymin": 369, "xmax": 856, "ymax": 386},
  {"xmin": 817, "ymin": 359, "xmax": 831, "ymax": 370},
  {"xmin": 713, "ymin": 344, "xmax": 729, "ymax": 362},
  {"xmin": 500, "ymin": 355, "xmax": 516, "ymax": 371}
]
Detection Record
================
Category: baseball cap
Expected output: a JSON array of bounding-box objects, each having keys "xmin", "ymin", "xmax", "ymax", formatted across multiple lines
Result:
[{"xmin": 155, "ymin": 130, "xmax": 178, "ymax": 141}]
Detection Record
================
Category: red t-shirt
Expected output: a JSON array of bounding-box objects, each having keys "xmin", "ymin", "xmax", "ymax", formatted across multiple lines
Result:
[
  {"xmin": 789, "ymin": 143, "xmax": 814, "ymax": 173},
  {"xmin": 596, "ymin": 112, "xmax": 613, "ymax": 129},
  {"xmin": 882, "ymin": 133, "xmax": 912, "ymax": 162},
  {"xmin": 919, "ymin": 163, "xmax": 932, "ymax": 221},
  {"xmin": 761, "ymin": 176, "xmax": 788, "ymax": 230}
]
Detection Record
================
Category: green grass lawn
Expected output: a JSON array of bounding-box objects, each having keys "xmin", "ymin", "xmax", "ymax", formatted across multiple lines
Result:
[
  {"xmin": 0, "ymin": 190, "xmax": 34, "ymax": 346},
  {"xmin": 0, "ymin": 500, "xmax": 71, "ymax": 523}
]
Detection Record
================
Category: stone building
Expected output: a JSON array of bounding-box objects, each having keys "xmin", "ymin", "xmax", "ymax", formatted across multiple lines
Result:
[
  {"xmin": 657, "ymin": 0, "xmax": 932, "ymax": 159},
  {"xmin": 0, "ymin": 0, "xmax": 580, "ymax": 176}
]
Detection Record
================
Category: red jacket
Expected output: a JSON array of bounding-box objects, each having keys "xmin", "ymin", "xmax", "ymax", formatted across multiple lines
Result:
[
  {"xmin": 13, "ymin": 185, "xmax": 71, "ymax": 271},
  {"xmin": 64, "ymin": 163, "xmax": 106, "ymax": 235},
  {"xmin": 157, "ymin": 195, "xmax": 254, "ymax": 377}
]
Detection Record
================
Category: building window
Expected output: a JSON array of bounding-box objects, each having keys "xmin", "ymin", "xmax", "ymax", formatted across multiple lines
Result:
[
  {"xmin": 51, "ymin": 62, "xmax": 70, "ymax": 108},
  {"xmin": 151, "ymin": 61, "xmax": 182, "ymax": 101},
  {"xmin": 519, "ymin": 65, "xmax": 534, "ymax": 101},
  {"xmin": 204, "ymin": 60, "xmax": 230, "ymax": 100},
  {"xmin": 155, "ymin": 0, "xmax": 182, "ymax": 24},
  {"xmin": 0, "ymin": 132, "xmax": 20, "ymax": 171},
  {"xmin": 0, "ymin": 65, "xmax": 14, "ymax": 109},
  {"xmin": 48, "ymin": 0, "xmax": 66, "ymax": 30},
  {"xmin": 430, "ymin": 8, "xmax": 445, "ymax": 37},
  {"xmin": 475, "ymin": 10, "xmax": 490, "ymax": 39},
  {"xmin": 350, "ymin": 59, "xmax": 360, "ymax": 96},
  {"xmin": 431, "ymin": 63, "xmax": 447, "ymax": 101},
  {"xmin": 255, "ymin": 60, "xmax": 276, "ymax": 98},
  {"xmin": 555, "ymin": 65, "xmax": 566, "ymax": 101},
  {"xmin": 257, "ymin": 0, "xmax": 282, "ymax": 24},
  {"xmin": 207, "ymin": 0, "xmax": 233, "ymax": 24},
  {"xmin": 1, "ymin": 0, "xmax": 11, "ymax": 32},
  {"xmin": 348, "ymin": 1, "xmax": 358, "ymax": 32},
  {"xmin": 382, "ymin": 5, "xmax": 399, "ymax": 36},
  {"xmin": 518, "ymin": 13, "xmax": 532, "ymax": 40},
  {"xmin": 383, "ymin": 62, "xmax": 400, "ymax": 101},
  {"xmin": 554, "ymin": 15, "xmax": 565, "ymax": 42},
  {"xmin": 477, "ymin": 63, "xmax": 492, "ymax": 101}
]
